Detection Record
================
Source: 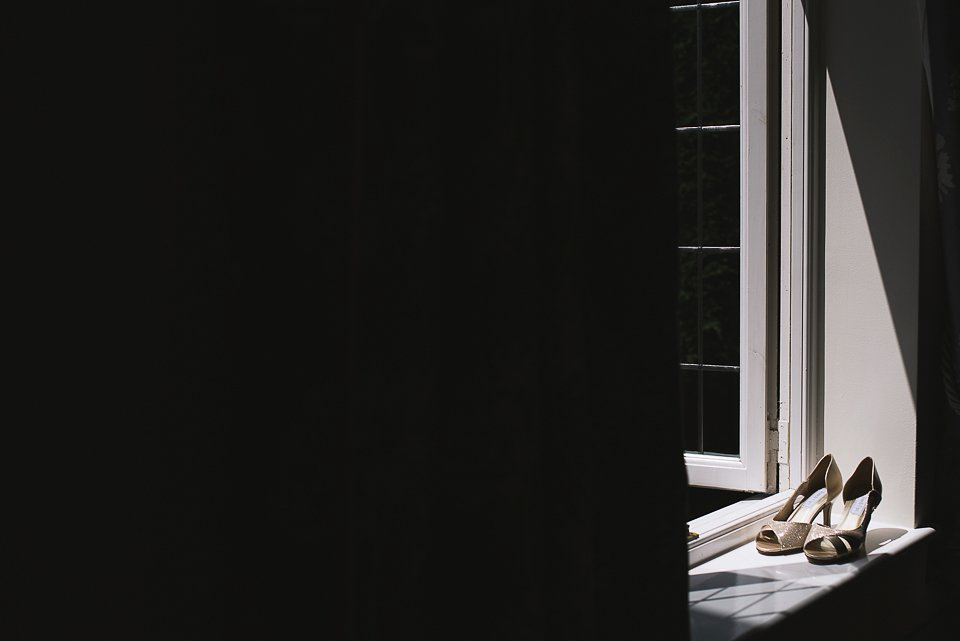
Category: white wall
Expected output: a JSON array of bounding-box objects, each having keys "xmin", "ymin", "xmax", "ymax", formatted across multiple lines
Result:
[{"xmin": 820, "ymin": 1, "xmax": 921, "ymax": 527}]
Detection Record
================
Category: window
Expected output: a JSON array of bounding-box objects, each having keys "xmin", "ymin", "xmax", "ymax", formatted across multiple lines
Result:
[
  {"xmin": 671, "ymin": 0, "xmax": 773, "ymax": 492},
  {"xmin": 686, "ymin": 0, "xmax": 933, "ymax": 570}
]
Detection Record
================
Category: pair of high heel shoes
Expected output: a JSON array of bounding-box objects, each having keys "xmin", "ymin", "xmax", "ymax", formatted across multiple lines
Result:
[{"xmin": 755, "ymin": 454, "xmax": 882, "ymax": 562}]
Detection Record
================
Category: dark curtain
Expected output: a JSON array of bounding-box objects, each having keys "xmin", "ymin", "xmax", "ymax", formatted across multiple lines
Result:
[
  {"xmin": 10, "ymin": 1, "xmax": 688, "ymax": 639},
  {"xmin": 921, "ymin": 1, "xmax": 960, "ymax": 412},
  {"xmin": 920, "ymin": 0, "xmax": 960, "ymax": 633}
]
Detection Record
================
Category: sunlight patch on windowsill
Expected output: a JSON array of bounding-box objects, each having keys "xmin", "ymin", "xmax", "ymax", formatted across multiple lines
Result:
[{"xmin": 689, "ymin": 525, "xmax": 935, "ymax": 641}]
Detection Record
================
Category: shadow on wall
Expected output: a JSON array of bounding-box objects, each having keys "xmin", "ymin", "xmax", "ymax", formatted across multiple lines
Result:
[
  {"xmin": 821, "ymin": 0, "xmax": 921, "ymax": 407},
  {"xmin": 818, "ymin": 9, "xmax": 960, "ymax": 638}
]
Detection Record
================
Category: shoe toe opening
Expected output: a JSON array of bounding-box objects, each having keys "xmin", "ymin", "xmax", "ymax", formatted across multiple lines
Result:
[
  {"xmin": 755, "ymin": 528, "xmax": 781, "ymax": 552},
  {"xmin": 804, "ymin": 534, "xmax": 853, "ymax": 560}
]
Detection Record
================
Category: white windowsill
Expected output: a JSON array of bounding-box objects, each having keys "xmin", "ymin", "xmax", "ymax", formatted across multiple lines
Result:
[
  {"xmin": 688, "ymin": 490, "xmax": 794, "ymax": 567},
  {"xmin": 688, "ymin": 523, "xmax": 936, "ymax": 641}
]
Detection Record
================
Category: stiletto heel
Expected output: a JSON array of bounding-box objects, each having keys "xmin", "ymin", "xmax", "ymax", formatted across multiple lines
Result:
[
  {"xmin": 756, "ymin": 453, "xmax": 843, "ymax": 555},
  {"xmin": 803, "ymin": 457, "xmax": 882, "ymax": 563},
  {"xmin": 821, "ymin": 501, "xmax": 832, "ymax": 527}
]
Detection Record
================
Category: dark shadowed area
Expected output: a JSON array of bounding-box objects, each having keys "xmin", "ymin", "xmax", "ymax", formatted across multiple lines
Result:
[{"xmin": 8, "ymin": 2, "xmax": 692, "ymax": 640}]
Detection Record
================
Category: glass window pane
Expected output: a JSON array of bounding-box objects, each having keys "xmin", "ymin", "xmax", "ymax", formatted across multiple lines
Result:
[
  {"xmin": 677, "ymin": 132, "xmax": 697, "ymax": 246},
  {"xmin": 701, "ymin": 252, "xmax": 739, "ymax": 366},
  {"xmin": 680, "ymin": 369, "xmax": 700, "ymax": 453},
  {"xmin": 702, "ymin": 370, "xmax": 739, "ymax": 455},
  {"xmin": 678, "ymin": 251, "xmax": 699, "ymax": 364},
  {"xmin": 671, "ymin": 9, "xmax": 697, "ymax": 128},
  {"xmin": 701, "ymin": 5, "xmax": 739, "ymax": 126},
  {"xmin": 701, "ymin": 130, "xmax": 740, "ymax": 247},
  {"xmin": 673, "ymin": 1, "xmax": 743, "ymax": 467}
]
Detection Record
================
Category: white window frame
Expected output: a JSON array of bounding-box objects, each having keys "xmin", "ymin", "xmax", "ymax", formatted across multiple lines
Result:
[
  {"xmin": 684, "ymin": 0, "xmax": 772, "ymax": 493},
  {"xmin": 776, "ymin": 0, "xmax": 819, "ymax": 492},
  {"xmin": 688, "ymin": 0, "xmax": 819, "ymax": 563}
]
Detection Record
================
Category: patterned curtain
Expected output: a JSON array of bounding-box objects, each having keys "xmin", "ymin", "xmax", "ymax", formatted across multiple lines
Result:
[{"xmin": 920, "ymin": 0, "xmax": 960, "ymax": 414}]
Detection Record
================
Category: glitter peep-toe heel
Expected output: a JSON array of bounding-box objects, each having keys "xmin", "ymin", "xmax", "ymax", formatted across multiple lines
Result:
[
  {"xmin": 803, "ymin": 456, "xmax": 882, "ymax": 563},
  {"xmin": 755, "ymin": 453, "xmax": 842, "ymax": 555}
]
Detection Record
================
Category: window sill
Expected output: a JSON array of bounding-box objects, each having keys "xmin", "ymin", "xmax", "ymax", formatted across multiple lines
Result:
[
  {"xmin": 688, "ymin": 490, "xmax": 793, "ymax": 567},
  {"xmin": 688, "ymin": 524, "xmax": 936, "ymax": 641}
]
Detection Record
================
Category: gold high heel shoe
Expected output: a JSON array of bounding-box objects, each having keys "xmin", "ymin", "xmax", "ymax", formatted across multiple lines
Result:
[
  {"xmin": 755, "ymin": 453, "xmax": 842, "ymax": 555},
  {"xmin": 803, "ymin": 456, "xmax": 882, "ymax": 562}
]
